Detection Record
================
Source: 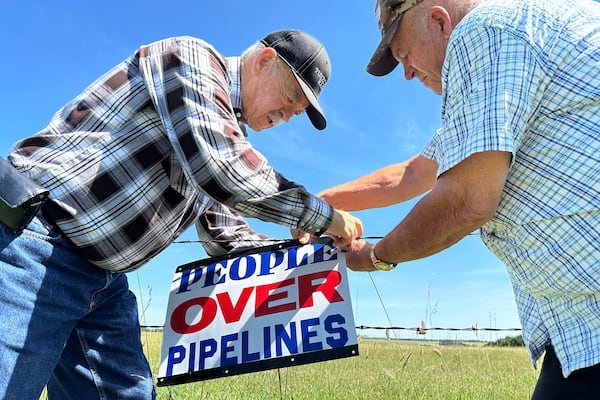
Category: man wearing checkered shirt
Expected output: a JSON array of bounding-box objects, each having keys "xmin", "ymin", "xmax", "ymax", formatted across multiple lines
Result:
[
  {"xmin": 0, "ymin": 30, "xmax": 362, "ymax": 399},
  {"xmin": 316, "ymin": 0, "xmax": 600, "ymax": 397}
]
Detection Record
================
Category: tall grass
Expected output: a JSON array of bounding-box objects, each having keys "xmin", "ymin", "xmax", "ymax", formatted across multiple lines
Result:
[{"xmin": 143, "ymin": 331, "xmax": 539, "ymax": 400}]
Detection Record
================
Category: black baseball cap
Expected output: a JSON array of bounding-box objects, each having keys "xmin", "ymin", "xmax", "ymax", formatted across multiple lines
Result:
[{"xmin": 260, "ymin": 30, "xmax": 330, "ymax": 130}]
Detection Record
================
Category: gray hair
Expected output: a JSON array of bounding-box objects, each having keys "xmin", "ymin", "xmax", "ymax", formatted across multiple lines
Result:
[{"xmin": 241, "ymin": 40, "xmax": 296, "ymax": 96}]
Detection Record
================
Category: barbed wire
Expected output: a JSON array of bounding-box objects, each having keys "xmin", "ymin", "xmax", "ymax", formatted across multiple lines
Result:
[
  {"xmin": 355, "ymin": 325, "xmax": 521, "ymax": 332},
  {"xmin": 171, "ymin": 236, "xmax": 384, "ymax": 245},
  {"xmin": 140, "ymin": 324, "xmax": 521, "ymax": 333},
  {"xmin": 172, "ymin": 233, "xmax": 481, "ymax": 245}
]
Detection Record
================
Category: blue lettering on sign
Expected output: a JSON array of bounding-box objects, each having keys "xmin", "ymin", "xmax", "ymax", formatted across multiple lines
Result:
[
  {"xmin": 199, "ymin": 338, "xmax": 217, "ymax": 370},
  {"xmin": 242, "ymin": 330, "xmax": 260, "ymax": 363},
  {"xmin": 263, "ymin": 325, "xmax": 272, "ymax": 359},
  {"xmin": 275, "ymin": 322, "xmax": 298, "ymax": 355},
  {"xmin": 175, "ymin": 243, "xmax": 337, "ymax": 294},
  {"xmin": 164, "ymin": 313, "xmax": 349, "ymax": 376},
  {"xmin": 325, "ymin": 314, "xmax": 348, "ymax": 348},
  {"xmin": 220, "ymin": 333, "xmax": 238, "ymax": 367},
  {"xmin": 257, "ymin": 250, "xmax": 285, "ymax": 276},
  {"xmin": 301, "ymin": 317, "xmax": 322, "ymax": 352}
]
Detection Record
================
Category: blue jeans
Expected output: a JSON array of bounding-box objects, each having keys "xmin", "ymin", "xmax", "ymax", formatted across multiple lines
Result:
[{"xmin": 0, "ymin": 214, "xmax": 156, "ymax": 399}]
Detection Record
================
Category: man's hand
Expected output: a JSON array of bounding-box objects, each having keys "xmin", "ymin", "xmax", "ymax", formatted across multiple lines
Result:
[
  {"xmin": 324, "ymin": 209, "xmax": 363, "ymax": 248},
  {"xmin": 292, "ymin": 209, "xmax": 363, "ymax": 247},
  {"xmin": 291, "ymin": 228, "xmax": 310, "ymax": 244},
  {"xmin": 342, "ymin": 240, "xmax": 376, "ymax": 271}
]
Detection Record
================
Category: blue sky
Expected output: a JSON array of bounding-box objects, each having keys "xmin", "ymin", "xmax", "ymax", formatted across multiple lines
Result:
[{"xmin": 1, "ymin": 1, "xmax": 520, "ymax": 341}]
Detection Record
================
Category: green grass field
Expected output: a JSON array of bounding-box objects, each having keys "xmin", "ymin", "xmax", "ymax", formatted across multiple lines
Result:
[{"xmin": 142, "ymin": 331, "xmax": 539, "ymax": 400}]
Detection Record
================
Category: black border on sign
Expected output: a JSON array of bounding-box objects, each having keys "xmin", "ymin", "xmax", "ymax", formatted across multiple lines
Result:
[
  {"xmin": 176, "ymin": 236, "xmax": 334, "ymax": 273},
  {"xmin": 156, "ymin": 344, "xmax": 359, "ymax": 387}
]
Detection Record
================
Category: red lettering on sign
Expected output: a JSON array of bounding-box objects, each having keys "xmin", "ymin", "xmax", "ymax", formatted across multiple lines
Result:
[
  {"xmin": 255, "ymin": 278, "xmax": 296, "ymax": 317},
  {"xmin": 169, "ymin": 270, "xmax": 346, "ymax": 332},
  {"xmin": 298, "ymin": 270, "xmax": 344, "ymax": 308},
  {"xmin": 216, "ymin": 287, "xmax": 254, "ymax": 323},
  {"xmin": 171, "ymin": 297, "xmax": 217, "ymax": 334}
]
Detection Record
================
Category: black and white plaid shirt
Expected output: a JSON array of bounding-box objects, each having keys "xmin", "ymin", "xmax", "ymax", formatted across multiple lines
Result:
[{"xmin": 9, "ymin": 36, "xmax": 332, "ymax": 272}]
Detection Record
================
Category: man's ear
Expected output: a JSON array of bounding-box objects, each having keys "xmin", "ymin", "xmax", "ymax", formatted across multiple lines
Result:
[
  {"xmin": 429, "ymin": 6, "xmax": 454, "ymax": 40},
  {"xmin": 254, "ymin": 47, "xmax": 278, "ymax": 74}
]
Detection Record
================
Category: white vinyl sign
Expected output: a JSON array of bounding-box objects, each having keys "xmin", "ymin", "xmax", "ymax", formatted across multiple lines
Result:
[{"xmin": 157, "ymin": 239, "xmax": 358, "ymax": 386}]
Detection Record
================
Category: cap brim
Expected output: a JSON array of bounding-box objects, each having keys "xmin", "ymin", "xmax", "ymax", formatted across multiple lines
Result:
[
  {"xmin": 366, "ymin": 16, "xmax": 402, "ymax": 77},
  {"xmin": 290, "ymin": 69, "xmax": 327, "ymax": 130}
]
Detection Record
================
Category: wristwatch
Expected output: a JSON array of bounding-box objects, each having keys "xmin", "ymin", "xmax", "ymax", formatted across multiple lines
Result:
[{"xmin": 370, "ymin": 243, "xmax": 397, "ymax": 271}]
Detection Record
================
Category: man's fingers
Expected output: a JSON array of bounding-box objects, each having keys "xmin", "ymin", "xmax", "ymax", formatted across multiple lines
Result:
[
  {"xmin": 298, "ymin": 233, "xmax": 312, "ymax": 244},
  {"xmin": 332, "ymin": 236, "xmax": 349, "ymax": 248}
]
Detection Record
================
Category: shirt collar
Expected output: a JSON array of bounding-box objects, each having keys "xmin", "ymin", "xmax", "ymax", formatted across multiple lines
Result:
[{"xmin": 226, "ymin": 56, "xmax": 247, "ymax": 136}]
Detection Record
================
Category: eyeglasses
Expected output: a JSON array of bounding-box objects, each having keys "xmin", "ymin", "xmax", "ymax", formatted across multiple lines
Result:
[{"xmin": 276, "ymin": 61, "xmax": 308, "ymax": 115}]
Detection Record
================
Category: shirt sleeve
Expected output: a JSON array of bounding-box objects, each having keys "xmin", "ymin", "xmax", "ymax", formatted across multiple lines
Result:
[
  {"xmin": 195, "ymin": 200, "xmax": 283, "ymax": 256},
  {"xmin": 431, "ymin": 25, "xmax": 545, "ymax": 175},
  {"xmin": 137, "ymin": 36, "xmax": 332, "ymax": 234}
]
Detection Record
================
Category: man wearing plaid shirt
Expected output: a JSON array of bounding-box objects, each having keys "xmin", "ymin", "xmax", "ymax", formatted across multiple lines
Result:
[
  {"xmin": 0, "ymin": 30, "xmax": 362, "ymax": 399},
  {"xmin": 316, "ymin": 0, "xmax": 600, "ymax": 398}
]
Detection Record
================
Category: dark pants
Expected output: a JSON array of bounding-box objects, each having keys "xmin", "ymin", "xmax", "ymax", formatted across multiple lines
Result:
[{"xmin": 532, "ymin": 345, "xmax": 600, "ymax": 400}]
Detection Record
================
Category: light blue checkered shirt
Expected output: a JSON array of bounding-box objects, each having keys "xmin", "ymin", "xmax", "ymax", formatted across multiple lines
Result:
[{"xmin": 422, "ymin": 0, "xmax": 600, "ymax": 376}]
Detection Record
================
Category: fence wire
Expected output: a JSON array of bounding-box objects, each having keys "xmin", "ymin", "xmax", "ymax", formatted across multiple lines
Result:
[{"xmin": 140, "ymin": 324, "xmax": 521, "ymax": 332}]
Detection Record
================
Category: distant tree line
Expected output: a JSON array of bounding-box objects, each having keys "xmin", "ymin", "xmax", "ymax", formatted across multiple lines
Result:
[{"xmin": 485, "ymin": 335, "xmax": 525, "ymax": 347}]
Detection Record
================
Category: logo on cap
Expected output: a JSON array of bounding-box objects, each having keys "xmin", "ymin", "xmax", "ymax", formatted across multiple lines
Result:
[{"xmin": 315, "ymin": 67, "xmax": 326, "ymax": 89}]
